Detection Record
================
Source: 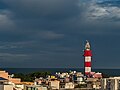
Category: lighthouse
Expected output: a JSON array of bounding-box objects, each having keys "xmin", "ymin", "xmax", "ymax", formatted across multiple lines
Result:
[{"xmin": 83, "ymin": 40, "xmax": 92, "ymax": 76}]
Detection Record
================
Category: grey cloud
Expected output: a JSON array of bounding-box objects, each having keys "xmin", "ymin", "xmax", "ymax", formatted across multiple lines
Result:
[
  {"xmin": 3, "ymin": 0, "xmax": 81, "ymax": 20},
  {"xmin": 0, "ymin": 0, "xmax": 120, "ymax": 68},
  {"xmin": 62, "ymin": 0, "xmax": 120, "ymax": 35},
  {"xmin": 82, "ymin": 0, "xmax": 120, "ymax": 22},
  {"xmin": 0, "ymin": 41, "xmax": 38, "ymax": 51},
  {"xmin": 1, "ymin": 0, "xmax": 120, "ymax": 34},
  {"xmin": 0, "ymin": 45, "xmax": 18, "ymax": 49},
  {"xmin": 39, "ymin": 31, "xmax": 64, "ymax": 40},
  {"xmin": 0, "ymin": 53, "xmax": 28, "ymax": 62},
  {"xmin": 0, "ymin": 10, "xmax": 15, "ymax": 30},
  {"xmin": 0, "ymin": 0, "xmax": 83, "ymax": 35},
  {"xmin": 0, "ymin": 53, "xmax": 27, "ymax": 57}
]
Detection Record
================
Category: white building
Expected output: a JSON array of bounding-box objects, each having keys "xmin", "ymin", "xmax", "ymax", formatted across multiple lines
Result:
[
  {"xmin": 0, "ymin": 84, "xmax": 13, "ymax": 90},
  {"xmin": 65, "ymin": 82, "xmax": 74, "ymax": 89},
  {"xmin": 101, "ymin": 77, "xmax": 120, "ymax": 90},
  {"xmin": 49, "ymin": 80, "xmax": 60, "ymax": 89},
  {"xmin": 25, "ymin": 85, "xmax": 47, "ymax": 90},
  {"xmin": 15, "ymin": 84, "xmax": 24, "ymax": 90}
]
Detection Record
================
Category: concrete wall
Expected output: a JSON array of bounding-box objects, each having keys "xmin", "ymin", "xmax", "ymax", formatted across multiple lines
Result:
[
  {"xmin": 101, "ymin": 77, "xmax": 120, "ymax": 90},
  {"xmin": 65, "ymin": 82, "xmax": 74, "ymax": 89},
  {"xmin": 49, "ymin": 80, "xmax": 60, "ymax": 89},
  {"xmin": 15, "ymin": 84, "xmax": 24, "ymax": 90},
  {"xmin": 4, "ymin": 85, "xmax": 13, "ymax": 90},
  {"xmin": 0, "ymin": 84, "xmax": 13, "ymax": 90},
  {"xmin": 0, "ymin": 85, "xmax": 4, "ymax": 90}
]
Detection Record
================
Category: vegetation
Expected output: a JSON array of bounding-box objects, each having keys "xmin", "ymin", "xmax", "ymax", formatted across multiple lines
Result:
[
  {"xmin": 102, "ymin": 73, "xmax": 110, "ymax": 78},
  {"xmin": 13, "ymin": 71, "xmax": 51, "ymax": 82}
]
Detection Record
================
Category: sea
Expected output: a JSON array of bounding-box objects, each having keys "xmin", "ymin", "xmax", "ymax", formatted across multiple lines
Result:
[{"xmin": 1, "ymin": 68, "xmax": 120, "ymax": 76}]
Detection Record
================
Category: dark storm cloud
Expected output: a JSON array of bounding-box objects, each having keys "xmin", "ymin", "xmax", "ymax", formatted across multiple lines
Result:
[
  {"xmin": 1, "ymin": 0, "xmax": 120, "ymax": 33},
  {"xmin": 2, "ymin": 0, "xmax": 81, "ymax": 19},
  {"xmin": 0, "ymin": 0, "xmax": 120, "ymax": 68},
  {"xmin": 0, "ymin": 10, "xmax": 14, "ymax": 30},
  {"xmin": 0, "ymin": 0, "xmax": 84, "ymax": 38}
]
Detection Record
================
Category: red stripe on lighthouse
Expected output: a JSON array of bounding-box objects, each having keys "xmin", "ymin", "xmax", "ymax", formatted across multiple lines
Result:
[
  {"xmin": 85, "ymin": 62, "xmax": 91, "ymax": 67},
  {"xmin": 85, "ymin": 72, "xmax": 90, "ymax": 75},
  {"xmin": 84, "ymin": 50, "xmax": 92, "ymax": 56}
]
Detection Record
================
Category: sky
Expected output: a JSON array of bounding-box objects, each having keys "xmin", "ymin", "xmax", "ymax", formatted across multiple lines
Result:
[{"xmin": 0, "ymin": 0, "xmax": 120, "ymax": 68}]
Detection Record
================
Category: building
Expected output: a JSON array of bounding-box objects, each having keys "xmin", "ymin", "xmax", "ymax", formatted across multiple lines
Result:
[
  {"xmin": 0, "ymin": 71, "xmax": 9, "ymax": 79},
  {"xmin": 25, "ymin": 85, "xmax": 47, "ymax": 90},
  {"xmin": 83, "ymin": 40, "xmax": 92, "ymax": 77},
  {"xmin": 101, "ymin": 77, "xmax": 120, "ymax": 90},
  {"xmin": 86, "ymin": 78, "xmax": 101, "ymax": 89},
  {"xmin": 49, "ymin": 80, "xmax": 60, "ymax": 89},
  {"xmin": 65, "ymin": 82, "xmax": 74, "ymax": 89},
  {"xmin": 0, "ymin": 84, "xmax": 13, "ymax": 90},
  {"xmin": 0, "ymin": 70, "xmax": 21, "ymax": 84}
]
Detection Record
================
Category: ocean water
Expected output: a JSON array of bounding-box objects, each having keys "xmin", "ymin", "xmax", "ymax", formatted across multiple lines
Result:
[{"xmin": 1, "ymin": 68, "xmax": 120, "ymax": 76}]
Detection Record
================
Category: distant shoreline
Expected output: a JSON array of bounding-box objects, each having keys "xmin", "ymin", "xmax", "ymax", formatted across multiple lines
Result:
[{"xmin": 0, "ymin": 68, "xmax": 120, "ymax": 76}]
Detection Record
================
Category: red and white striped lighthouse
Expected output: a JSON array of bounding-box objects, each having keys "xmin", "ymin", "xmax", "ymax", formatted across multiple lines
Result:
[{"xmin": 83, "ymin": 40, "xmax": 92, "ymax": 76}]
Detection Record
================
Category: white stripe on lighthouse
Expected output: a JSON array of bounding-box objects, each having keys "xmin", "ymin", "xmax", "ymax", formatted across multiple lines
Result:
[
  {"xmin": 85, "ymin": 56, "xmax": 91, "ymax": 62},
  {"xmin": 85, "ymin": 67, "xmax": 91, "ymax": 72}
]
